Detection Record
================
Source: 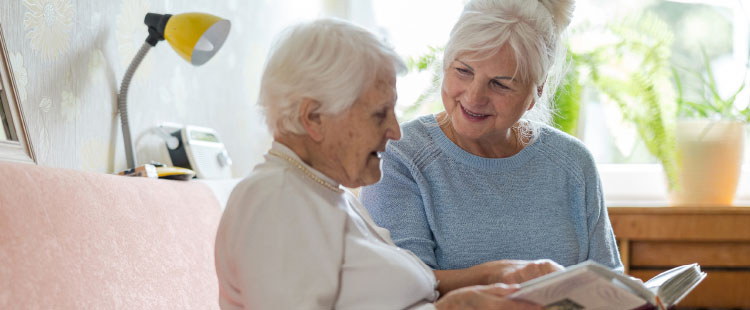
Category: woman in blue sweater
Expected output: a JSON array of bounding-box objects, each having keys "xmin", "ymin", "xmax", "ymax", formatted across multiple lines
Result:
[{"xmin": 361, "ymin": 0, "xmax": 623, "ymax": 295}]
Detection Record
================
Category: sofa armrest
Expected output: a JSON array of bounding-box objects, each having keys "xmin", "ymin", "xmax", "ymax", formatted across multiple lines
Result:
[{"xmin": 0, "ymin": 162, "xmax": 222, "ymax": 309}]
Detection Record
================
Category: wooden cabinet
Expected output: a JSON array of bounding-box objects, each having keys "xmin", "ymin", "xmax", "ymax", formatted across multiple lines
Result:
[{"xmin": 608, "ymin": 206, "xmax": 750, "ymax": 309}]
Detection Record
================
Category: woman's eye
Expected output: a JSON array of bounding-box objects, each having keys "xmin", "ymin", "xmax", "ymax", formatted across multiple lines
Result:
[
  {"xmin": 456, "ymin": 67, "xmax": 472, "ymax": 76},
  {"xmin": 491, "ymin": 80, "xmax": 509, "ymax": 90}
]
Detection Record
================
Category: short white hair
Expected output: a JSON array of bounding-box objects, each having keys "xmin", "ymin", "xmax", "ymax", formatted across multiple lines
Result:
[
  {"xmin": 443, "ymin": 0, "xmax": 575, "ymax": 140},
  {"xmin": 258, "ymin": 18, "xmax": 406, "ymax": 135}
]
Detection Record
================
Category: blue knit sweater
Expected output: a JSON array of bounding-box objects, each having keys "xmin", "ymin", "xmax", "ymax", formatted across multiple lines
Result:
[{"xmin": 361, "ymin": 115, "xmax": 623, "ymax": 271}]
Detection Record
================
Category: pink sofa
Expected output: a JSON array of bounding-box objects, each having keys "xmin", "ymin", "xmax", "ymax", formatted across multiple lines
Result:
[{"xmin": 0, "ymin": 162, "xmax": 222, "ymax": 309}]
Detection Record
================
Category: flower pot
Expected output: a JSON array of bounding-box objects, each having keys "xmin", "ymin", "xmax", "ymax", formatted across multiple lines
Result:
[{"xmin": 668, "ymin": 120, "xmax": 745, "ymax": 206}]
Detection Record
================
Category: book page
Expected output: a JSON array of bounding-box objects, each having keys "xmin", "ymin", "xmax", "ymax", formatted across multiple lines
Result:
[
  {"xmin": 644, "ymin": 264, "xmax": 693, "ymax": 290},
  {"xmin": 644, "ymin": 264, "xmax": 706, "ymax": 306},
  {"xmin": 510, "ymin": 266, "xmax": 648, "ymax": 310}
]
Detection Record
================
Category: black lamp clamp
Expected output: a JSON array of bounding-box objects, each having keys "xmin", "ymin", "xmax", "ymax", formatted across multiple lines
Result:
[{"xmin": 144, "ymin": 13, "xmax": 172, "ymax": 46}]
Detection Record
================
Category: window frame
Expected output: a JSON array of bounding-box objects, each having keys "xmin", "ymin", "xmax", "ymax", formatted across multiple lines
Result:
[{"xmin": 600, "ymin": 163, "xmax": 750, "ymax": 206}]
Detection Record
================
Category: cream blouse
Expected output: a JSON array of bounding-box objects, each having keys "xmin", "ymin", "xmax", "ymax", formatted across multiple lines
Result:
[{"xmin": 215, "ymin": 142, "xmax": 439, "ymax": 310}]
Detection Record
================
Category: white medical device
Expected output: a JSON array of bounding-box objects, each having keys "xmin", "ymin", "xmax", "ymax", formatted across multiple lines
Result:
[{"xmin": 165, "ymin": 125, "xmax": 232, "ymax": 179}]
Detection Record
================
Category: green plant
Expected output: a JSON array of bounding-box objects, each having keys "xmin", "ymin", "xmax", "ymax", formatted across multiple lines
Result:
[
  {"xmin": 402, "ymin": 46, "xmax": 445, "ymax": 121},
  {"xmin": 574, "ymin": 13, "xmax": 680, "ymax": 188},
  {"xmin": 673, "ymin": 48, "xmax": 748, "ymax": 122},
  {"xmin": 552, "ymin": 49, "xmax": 583, "ymax": 136}
]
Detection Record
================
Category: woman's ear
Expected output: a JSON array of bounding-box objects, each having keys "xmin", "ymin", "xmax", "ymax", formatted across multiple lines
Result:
[
  {"xmin": 299, "ymin": 98, "xmax": 325, "ymax": 142},
  {"xmin": 528, "ymin": 83, "xmax": 545, "ymax": 111}
]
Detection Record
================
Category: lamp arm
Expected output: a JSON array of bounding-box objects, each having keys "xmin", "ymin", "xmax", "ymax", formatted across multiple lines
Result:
[{"xmin": 118, "ymin": 41, "xmax": 153, "ymax": 169}]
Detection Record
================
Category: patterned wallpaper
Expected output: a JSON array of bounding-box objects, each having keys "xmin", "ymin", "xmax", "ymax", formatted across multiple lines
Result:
[{"xmin": 1, "ymin": 0, "xmax": 339, "ymax": 177}]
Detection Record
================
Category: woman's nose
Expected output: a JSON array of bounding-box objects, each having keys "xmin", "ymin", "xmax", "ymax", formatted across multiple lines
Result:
[
  {"xmin": 385, "ymin": 114, "xmax": 402, "ymax": 141},
  {"xmin": 463, "ymin": 80, "xmax": 488, "ymax": 107}
]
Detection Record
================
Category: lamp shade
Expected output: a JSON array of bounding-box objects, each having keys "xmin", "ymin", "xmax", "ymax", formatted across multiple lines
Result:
[{"xmin": 163, "ymin": 13, "xmax": 230, "ymax": 65}]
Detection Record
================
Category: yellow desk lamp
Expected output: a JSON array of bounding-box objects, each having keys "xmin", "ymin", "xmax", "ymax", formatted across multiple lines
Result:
[{"xmin": 118, "ymin": 12, "xmax": 230, "ymax": 170}]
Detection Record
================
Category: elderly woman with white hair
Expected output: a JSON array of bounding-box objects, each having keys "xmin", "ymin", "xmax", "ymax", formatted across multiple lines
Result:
[
  {"xmin": 361, "ymin": 0, "xmax": 623, "ymax": 295},
  {"xmin": 214, "ymin": 18, "xmax": 546, "ymax": 310}
]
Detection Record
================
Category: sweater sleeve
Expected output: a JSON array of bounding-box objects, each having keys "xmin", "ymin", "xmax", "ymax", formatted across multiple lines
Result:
[
  {"xmin": 583, "ymin": 157, "xmax": 624, "ymax": 272},
  {"xmin": 360, "ymin": 146, "xmax": 439, "ymax": 268}
]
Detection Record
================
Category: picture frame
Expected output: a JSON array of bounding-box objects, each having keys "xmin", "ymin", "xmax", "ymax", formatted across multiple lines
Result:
[{"xmin": 0, "ymin": 23, "xmax": 35, "ymax": 164}]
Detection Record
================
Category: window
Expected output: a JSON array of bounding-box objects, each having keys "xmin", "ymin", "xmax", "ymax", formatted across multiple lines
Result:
[{"xmin": 575, "ymin": 0, "xmax": 748, "ymax": 165}]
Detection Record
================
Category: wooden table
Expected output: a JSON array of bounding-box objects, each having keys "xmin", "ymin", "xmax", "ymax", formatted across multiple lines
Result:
[{"xmin": 608, "ymin": 206, "xmax": 750, "ymax": 309}]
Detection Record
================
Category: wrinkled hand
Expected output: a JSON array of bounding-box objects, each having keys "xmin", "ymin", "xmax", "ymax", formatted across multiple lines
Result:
[
  {"xmin": 480, "ymin": 259, "xmax": 564, "ymax": 285},
  {"xmin": 435, "ymin": 283, "xmax": 541, "ymax": 310}
]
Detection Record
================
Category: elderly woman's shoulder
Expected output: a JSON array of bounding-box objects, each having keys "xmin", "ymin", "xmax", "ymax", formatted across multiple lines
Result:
[
  {"xmin": 537, "ymin": 124, "xmax": 586, "ymax": 147},
  {"xmin": 233, "ymin": 165, "xmax": 285, "ymax": 195},
  {"xmin": 225, "ymin": 166, "xmax": 287, "ymax": 210},
  {"xmin": 227, "ymin": 160, "xmax": 335, "ymax": 213},
  {"xmin": 387, "ymin": 115, "xmax": 439, "ymax": 154},
  {"xmin": 536, "ymin": 123, "xmax": 596, "ymax": 165},
  {"xmin": 398, "ymin": 115, "xmax": 436, "ymax": 142}
]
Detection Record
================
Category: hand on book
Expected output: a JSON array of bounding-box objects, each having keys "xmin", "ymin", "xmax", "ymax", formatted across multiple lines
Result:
[
  {"xmin": 479, "ymin": 259, "xmax": 564, "ymax": 285},
  {"xmin": 432, "ymin": 259, "xmax": 564, "ymax": 297},
  {"xmin": 435, "ymin": 283, "xmax": 542, "ymax": 310}
]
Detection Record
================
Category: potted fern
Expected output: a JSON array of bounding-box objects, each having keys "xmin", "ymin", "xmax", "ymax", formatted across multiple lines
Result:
[
  {"xmin": 669, "ymin": 49, "xmax": 748, "ymax": 206},
  {"xmin": 572, "ymin": 13, "xmax": 749, "ymax": 205}
]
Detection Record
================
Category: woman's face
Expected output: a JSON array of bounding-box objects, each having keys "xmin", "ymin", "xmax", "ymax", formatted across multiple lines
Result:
[
  {"xmin": 441, "ymin": 45, "xmax": 535, "ymax": 141},
  {"xmin": 319, "ymin": 72, "xmax": 401, "ymax": 188}
]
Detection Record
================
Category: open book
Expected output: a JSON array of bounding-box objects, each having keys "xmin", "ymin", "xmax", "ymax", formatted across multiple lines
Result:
[{"xmin": 508, "ymin": 261, "xmax": 706, "ymax": 310}]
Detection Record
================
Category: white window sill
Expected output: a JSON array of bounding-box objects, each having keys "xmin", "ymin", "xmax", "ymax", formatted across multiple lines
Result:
[{"xmin": 599, "ymin": 164, "xmax": 750, "ymax": 207}]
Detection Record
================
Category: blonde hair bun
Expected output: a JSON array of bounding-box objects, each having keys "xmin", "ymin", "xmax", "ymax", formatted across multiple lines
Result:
[{"xmin": 538, "ymin": 0, "xmax": 575, "ymax": 31}]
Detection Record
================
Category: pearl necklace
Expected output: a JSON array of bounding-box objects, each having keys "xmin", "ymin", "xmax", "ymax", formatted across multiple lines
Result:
[{"xmin": 268, "ymin": 150, "xmax": 344, "ymax": 194}]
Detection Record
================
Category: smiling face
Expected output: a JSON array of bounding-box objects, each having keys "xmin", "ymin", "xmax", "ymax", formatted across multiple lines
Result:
[
  {"xmin": 318, "ymin": 71, "xmax": 401, "ymax": 188},
  {"xmin": 441, "ymin": 44, "xmax": 535, "ymax": 145}
]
